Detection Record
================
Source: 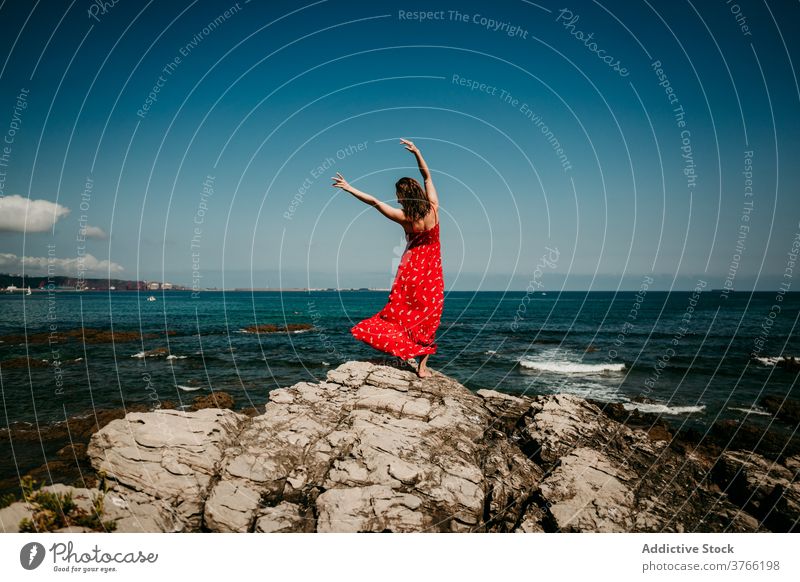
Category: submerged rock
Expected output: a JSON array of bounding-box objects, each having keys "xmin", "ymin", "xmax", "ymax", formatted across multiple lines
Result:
[
  {"xmin": 761, "ymin": 395, "xmax": 800, "ymax": 425},
  {"xmin": 1, "ymin": 361, "xmax": 793, "ymax": 532}
]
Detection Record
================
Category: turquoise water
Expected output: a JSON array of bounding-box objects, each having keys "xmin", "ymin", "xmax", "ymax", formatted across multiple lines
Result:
[{"xmin": 0, "ymin": 290, "xmax": 798, "ymax": 431}]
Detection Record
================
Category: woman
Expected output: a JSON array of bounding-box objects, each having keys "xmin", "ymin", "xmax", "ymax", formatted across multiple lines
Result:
[{"xmin": 331, "ymin": 138, "xmax": 444, "ymax": 378}]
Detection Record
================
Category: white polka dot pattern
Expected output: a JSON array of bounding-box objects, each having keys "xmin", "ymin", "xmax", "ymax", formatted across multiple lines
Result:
[{"xmin": 351, "ymin": 222, "xmax": 444, "ymax": 359}]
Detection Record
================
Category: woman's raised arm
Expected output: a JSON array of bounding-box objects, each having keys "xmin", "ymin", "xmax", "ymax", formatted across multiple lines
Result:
[
  {"xmin": 400, "ymin": 138, "xmax": 438, "ymax": 208},
  {"xmin": 331, "ymin": 172, "xmax": 406, "ymax": 224}
]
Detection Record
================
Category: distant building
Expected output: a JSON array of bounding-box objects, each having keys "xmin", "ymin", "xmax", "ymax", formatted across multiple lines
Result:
[
  {"xmin": 161, "ymin": 282, "xmax": 173, "ymax": 290},
  {"xmin": 147, "ymin": 282, "xmax": 160, "ymax": 290}
]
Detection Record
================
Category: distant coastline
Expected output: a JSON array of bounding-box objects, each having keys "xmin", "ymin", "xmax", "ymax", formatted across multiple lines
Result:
[
  {"xmin": 0, "ymin": 273, "xmax": 186, "ymax": 292},
  {"xmin": 2, "ymin": 274, "xmax": 798, "ymax": 294}
]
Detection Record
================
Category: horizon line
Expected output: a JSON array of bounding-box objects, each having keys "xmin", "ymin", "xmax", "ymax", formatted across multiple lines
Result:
[{"xmin": 13, "ymin": 288, "xmax": 797, "ymax": 294}]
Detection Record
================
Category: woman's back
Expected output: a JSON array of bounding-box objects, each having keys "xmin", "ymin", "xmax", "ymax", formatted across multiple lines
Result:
[{"xmin": 404, "ymin": 205, "xmax": 438, "ymax": 234}]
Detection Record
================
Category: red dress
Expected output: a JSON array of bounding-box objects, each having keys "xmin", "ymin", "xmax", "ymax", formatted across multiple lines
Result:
[{"xmin": 351, "ymin": 219, "xmax": 444, "ymax": 360}]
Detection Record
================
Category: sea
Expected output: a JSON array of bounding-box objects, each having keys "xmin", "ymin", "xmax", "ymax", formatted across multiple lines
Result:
[{"xmin": 0, "ymin": 289, "xmax": 798, "ymax": 436}]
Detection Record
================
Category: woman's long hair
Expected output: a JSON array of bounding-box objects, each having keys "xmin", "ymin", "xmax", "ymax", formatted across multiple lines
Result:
[{"xmin": 395, "ymin": 177, "xmax": 431, "ymax": 222}]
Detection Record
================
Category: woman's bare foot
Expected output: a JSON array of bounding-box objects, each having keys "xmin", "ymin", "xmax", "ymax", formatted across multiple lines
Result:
[{"xmin": 417, "ymin": 354, "xmax": 431, "ymax": 378}]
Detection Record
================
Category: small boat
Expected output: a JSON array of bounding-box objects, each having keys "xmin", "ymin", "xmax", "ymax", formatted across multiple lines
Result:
[
  {"xmin": 146, "ymin": 295, "xmax": 156, "ymax": 302},
  {"xmin": 26, "ymin": 286, "xmax": 31, "ymax": 295}
]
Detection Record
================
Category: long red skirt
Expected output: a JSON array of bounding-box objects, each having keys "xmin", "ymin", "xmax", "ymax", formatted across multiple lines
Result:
[{"xmin": 351, "ymin": 222, "xmax": 444, "ymax": 359}]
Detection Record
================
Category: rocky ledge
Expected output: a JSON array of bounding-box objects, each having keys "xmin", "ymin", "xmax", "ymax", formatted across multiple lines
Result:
[{"xmin": 1, "ymin": 361, "xmax": 797, "ymax": 533}]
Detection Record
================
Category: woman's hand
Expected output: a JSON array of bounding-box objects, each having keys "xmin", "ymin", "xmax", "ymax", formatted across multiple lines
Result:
[
  {"xmin": 401, "ymin": 138, "xmax": 436, "ymax": 205},
  {"xmin": 331, "ymin": 172, "xmax": 350, "ymax": 191},
  {"xmin": 400, "ymin": 138, "xmax": 419, "ymax": 154}
]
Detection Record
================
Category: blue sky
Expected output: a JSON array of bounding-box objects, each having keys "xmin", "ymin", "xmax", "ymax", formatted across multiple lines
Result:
[{"xmin": 0, "ymin": 0, "xmax": 798, "ymax": 290}]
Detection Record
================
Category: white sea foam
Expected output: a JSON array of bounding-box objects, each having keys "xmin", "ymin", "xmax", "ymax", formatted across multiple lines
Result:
[
  {"xmin": 754, "ymin": 356, "xmax": 798, "ymax": 367},
  {"xmin": 176, "ymin": 384, "xmax": 203, "ymax": 392},
  {"xmin": 131, "ymin": 350, "xmax": 168, "ymax": 359},
  {"xmin": 166, "ymin": 355, "xmax": 187, "ymax": 360},
  {"xmin": 728, "ymin": 406, "xmax": 771, "ymax": 416},
  {"xmin": 542, "ymin": 381, "xmax": 624, "ymax": 402},
  {"xmin": 237, "ymin": 327, "xmax": 311, "ymax": 334},
  {"xmin": 623, "ymin": 402, "xmax": 705, "ymax": 415},
  {"xmin": 519, "ymin": 359, "xmax": 625, "ymax": 374}
]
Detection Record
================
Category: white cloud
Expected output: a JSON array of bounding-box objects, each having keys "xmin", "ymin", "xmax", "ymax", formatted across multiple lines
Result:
[
  {"xmin": 0, "ymin": 194, "xmax": 70, "ymax": 232},
  {"xmin": 0, "ymin": 252, "xmax": 124, "ymax": 276},
  {"xmin": 80, "ymin": 225, "xmax": 108, "ymax": 239}
]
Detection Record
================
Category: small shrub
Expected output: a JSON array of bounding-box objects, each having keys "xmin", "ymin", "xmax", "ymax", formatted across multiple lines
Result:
[
  {"xmin": 17, "ymin": 476, "xmax": 117, "ymax": 532},
  {"xmin": 0, "ymin": 492, "xmax": 16, "ymax": 509}
]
